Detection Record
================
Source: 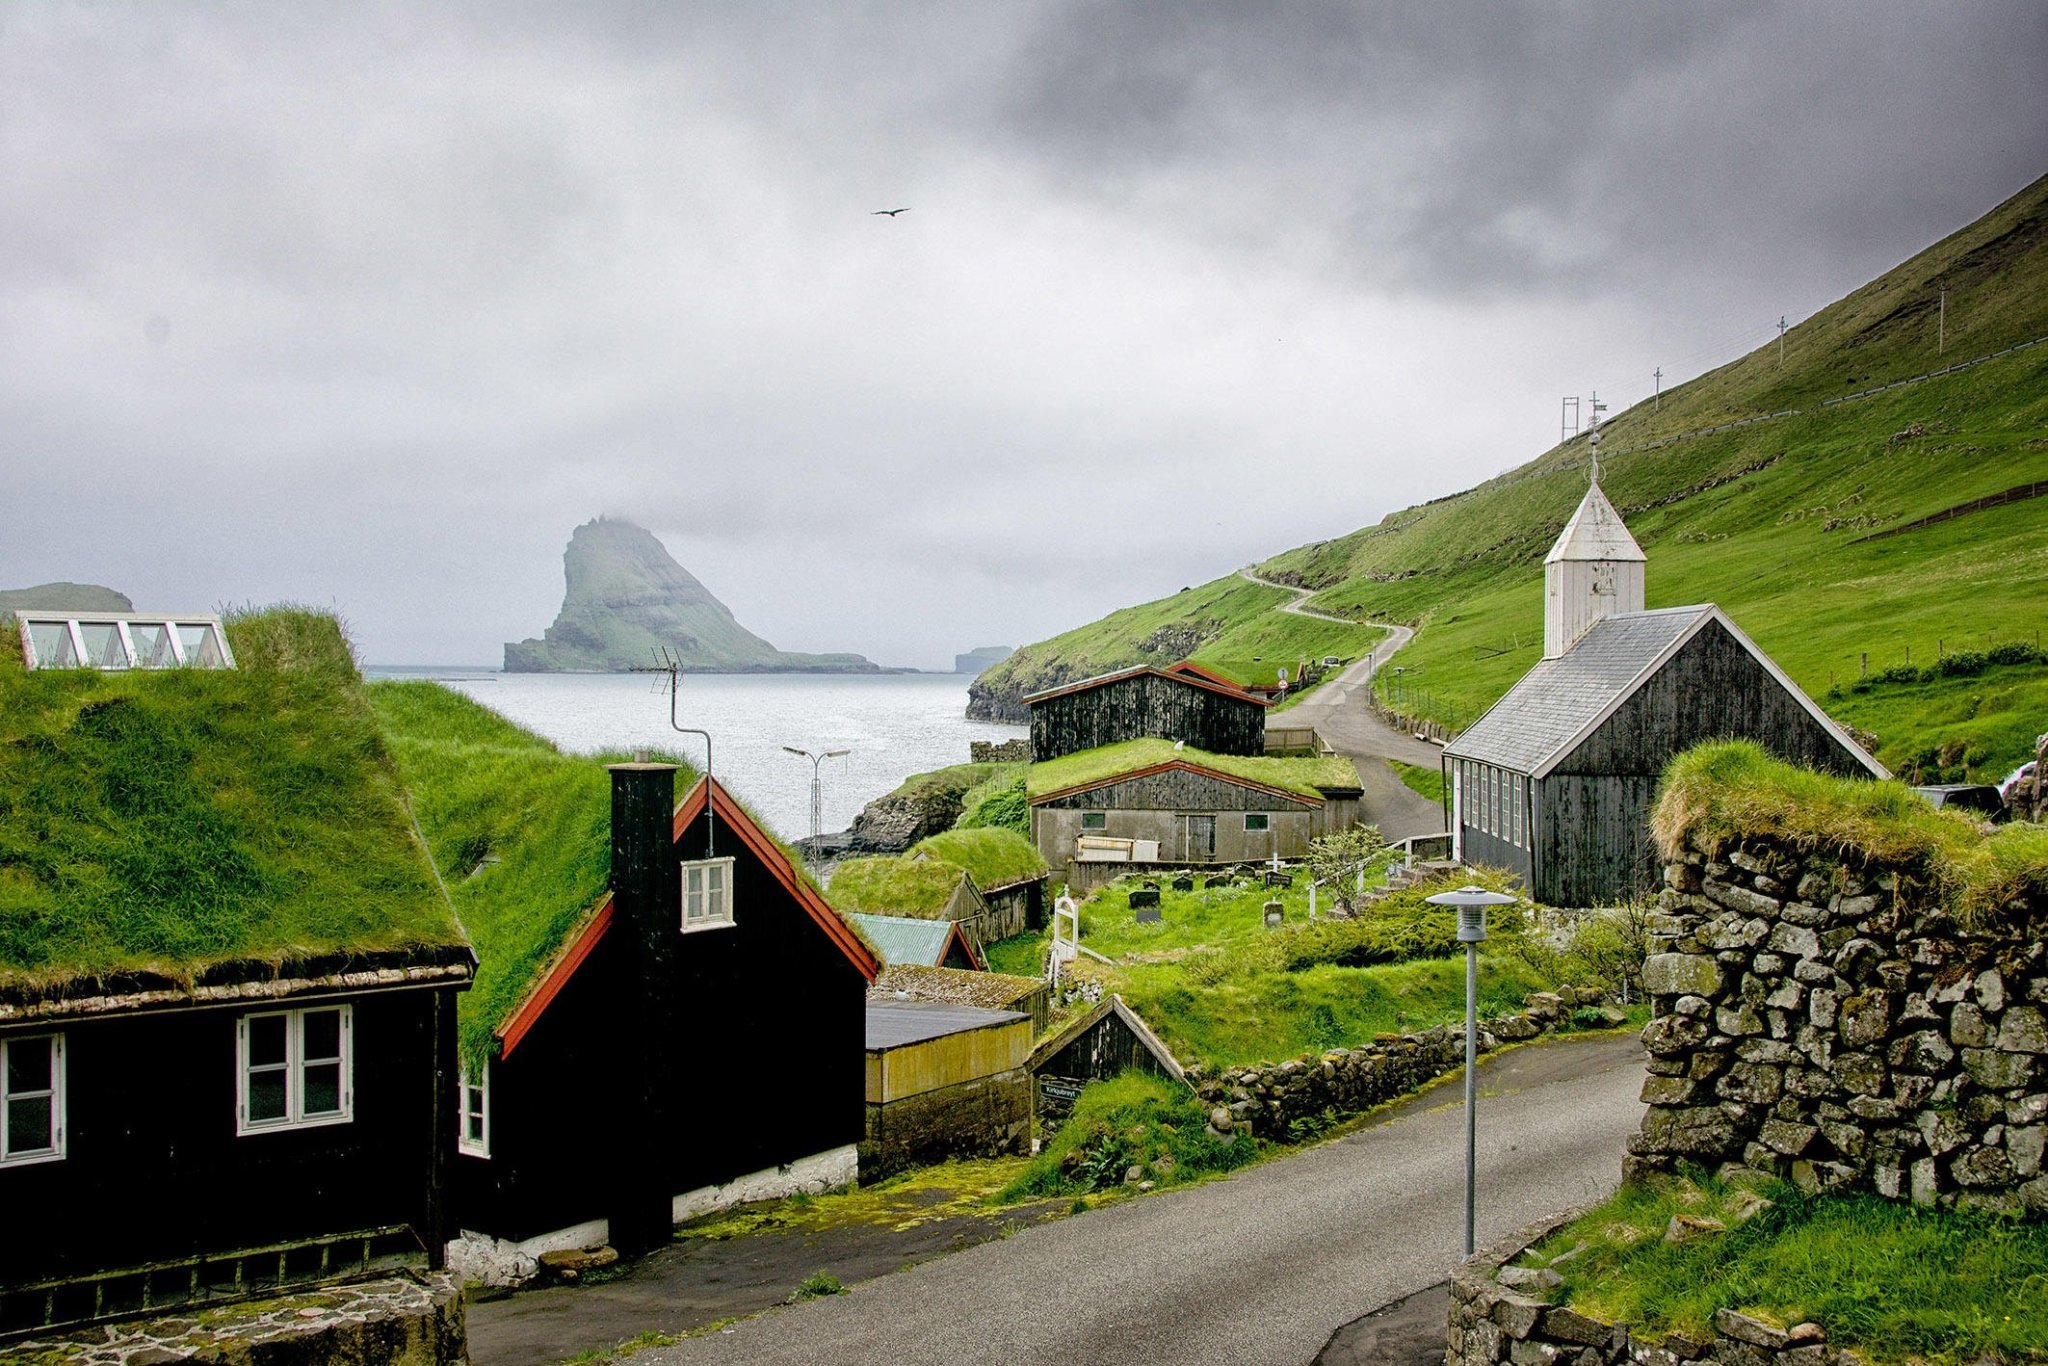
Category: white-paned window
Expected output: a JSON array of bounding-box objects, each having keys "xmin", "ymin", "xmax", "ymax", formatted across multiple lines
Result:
[
  {"xmin": 681, "ymin": 857, "xmax": 735, "ymax": 931},
  {"xmin": 457, "ymin": 1063, "xmax": 490, "ymax": 1158},
  {"xmin": 1513, "ymin": 778, "xmax": 1524, "ymax": 848},
  {"xmin": 16, "ymin": 613, "xmax": 235, "ymax": 671},
  {"xmin": 1244, "ymin": 813, "xmax": 1270, "ymax": 831},
  {"xmin": 237, "ymin": 1005, "xmax": 352, "ymax": 1134},
  {"xmin": 1, "ymin": 1033, "xmax": 64, "ymax": 1166}
]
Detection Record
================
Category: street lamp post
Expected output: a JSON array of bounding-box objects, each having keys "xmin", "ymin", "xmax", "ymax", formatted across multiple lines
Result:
[
  {"xmin": 1425, "ymin": 884, "xmax": 1522, "ymax": 1258},
  {"xmin": 781, "ymin": 746, "xmax": 850, "ymax": 856}
]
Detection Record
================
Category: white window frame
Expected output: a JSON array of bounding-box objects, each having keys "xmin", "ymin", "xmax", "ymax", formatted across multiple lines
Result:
[
  {"xmin": 457, "ymin": 1062, "xmax": 491, "ymax": 1159},
  {"xmin": 0, "ymin": 1033, "xmax": 65, "ymax": 1167},
  {"xmin": 1244, "ymin": 813, "xmax": 1270, "ymax": 832},
  {"xmin": 16, "ymin": 612, "xmax": 235, "ymax": 672},
  {"xmin": 236, "ymin": 1005, "xmax": 353, "ymax": 1135},
  {"xmin": 680, "ymin": 856, "xmax": 736, "ymax": 932}
]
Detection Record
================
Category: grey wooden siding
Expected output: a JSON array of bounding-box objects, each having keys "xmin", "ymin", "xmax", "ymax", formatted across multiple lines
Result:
[
  {"xmin": 1456, "ymin": 825, "xmax": 1533, "ymax": 887},
  {"xmin": 1536, "ymin": 773, "xmax": 1662, "ymax": 907},
  {"xmin": 1029, "ymin": 672, "xmax": 1265, "ymax": 762},
  {"xmin": 1037, "ymin": 767, "xmax": 1315, "ymax": 812}
]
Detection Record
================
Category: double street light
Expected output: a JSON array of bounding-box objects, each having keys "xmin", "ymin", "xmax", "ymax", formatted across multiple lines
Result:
[
  {"xmin": 781, "ymin": 746, "xmax": 850, "ymax": 854},
  {"xmin": 1424, "ymin": 884, "xmax": 1522, "ymax": 1259}
]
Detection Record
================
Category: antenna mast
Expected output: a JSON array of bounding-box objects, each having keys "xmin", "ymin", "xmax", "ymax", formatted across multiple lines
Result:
[{"xmin": 635, "ymin": 650, "xmax": 715, "ymax": 856}]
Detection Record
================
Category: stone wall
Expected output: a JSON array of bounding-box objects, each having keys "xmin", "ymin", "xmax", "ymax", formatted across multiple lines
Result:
[
  {"xmin": 1631, "ymin": 830, "xmax": 2048, "ymax": 1210},
  {"xmin": 16, "ymin": 1272, "xmax": 465, "ymax": 1365},
  {"xmin": 861, "ymin": 1067, "xmax": 1034, "ymax": 1182},
  {"xmin": 1449, "ymin": 1210, "xmax": 1843, "ymax": 1366},
  {"xmin": 970, "ymin": 739, "xmax": 1030, "ymax": 764},
  {"xmin": 1187, "ymin": 989, "xmax": 1617, "ymax": 1139}
]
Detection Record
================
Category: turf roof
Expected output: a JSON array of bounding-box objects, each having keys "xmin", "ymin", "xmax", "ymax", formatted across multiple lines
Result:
[
  {"xmin": 908, "ymin": 828, "xmax": 1048, "ymax": 889},
  {"xmin": 1026, "ymin": 739, "xmax": 1360, "ymax": 801},
  {"xmin": 827, "ymin": 855, "xmax": 967, "ymax": 919},
  {"xmin": 0, "ymin": 609, "xmax": 470, "ymax": 1000}
]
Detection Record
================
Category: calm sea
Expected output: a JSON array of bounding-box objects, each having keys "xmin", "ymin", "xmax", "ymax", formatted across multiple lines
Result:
[{"xmin": 365, "ymin": 669, "xmax": 1024, "ymax": 842}]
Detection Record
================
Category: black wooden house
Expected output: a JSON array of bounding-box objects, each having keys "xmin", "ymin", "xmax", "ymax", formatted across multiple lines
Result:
[
  {"xmin": 1443, "ymin": 478, "xmax": 1885, "ymax": 906},
  {"xmin": 1023, "ymin": 664, "xmax": 1269, "ymax": 762},
  {"xmin": 0, "ymin": 610, "xmax": 475, "ymax": 1339}
]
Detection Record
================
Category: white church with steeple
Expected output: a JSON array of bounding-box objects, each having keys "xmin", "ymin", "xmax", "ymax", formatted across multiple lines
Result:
[{"xmin": 1441, "ymin": 429, "xmax": 1886, "ymax": 906}]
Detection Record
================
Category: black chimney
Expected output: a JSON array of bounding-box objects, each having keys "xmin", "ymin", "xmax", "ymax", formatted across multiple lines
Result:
[{"xmin": 606, "ymin": 761, "xmax": 680, "ymax": 1256}]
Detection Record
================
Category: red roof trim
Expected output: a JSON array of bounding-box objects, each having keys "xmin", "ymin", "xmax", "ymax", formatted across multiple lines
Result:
[
  {"xmin": 1028, "ymin": 759, "xmax": 1323, "ymax": 807},
  {"xmin": 674, "ymin": 776, "xmax": 882, "ymax": 985},
  {"xmin": 948, "ymin": 921, "xmax": 987, "ymax": 971},
  {"xmin": 497, "ymin": 897, "xmax": 614, "ymax": 1060},
  {"xmin": 1164, "ymin": 660, "xmax": 1240, "ymax": 688},
  {"xmin": 1021, "ymin": 664, "xmax": 1269, "ymax": 709}
]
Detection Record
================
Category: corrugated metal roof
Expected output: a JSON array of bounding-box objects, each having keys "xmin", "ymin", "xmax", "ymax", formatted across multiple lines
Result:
[
  {"xmin": 1445, "ymin": 606, "xmax": 1714, "ymax": 774},
  {"xmin": 846, "ymin": 913, "xmax": 962, "ymax": 968},
  {"xmin": 865, "ymin": 999, "xmax": 1027, "ymax": 1050}
]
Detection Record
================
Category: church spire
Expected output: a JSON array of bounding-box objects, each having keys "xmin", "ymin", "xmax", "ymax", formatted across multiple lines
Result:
[{"xmin": 1543, "ymin": 424, "xmax": 1644, "ymax": 659}]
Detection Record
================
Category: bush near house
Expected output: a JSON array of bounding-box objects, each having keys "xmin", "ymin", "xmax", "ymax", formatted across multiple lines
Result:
[{"xmin": 997, "ymin": 1071, "xmax": 1260, "ymax": 1202}]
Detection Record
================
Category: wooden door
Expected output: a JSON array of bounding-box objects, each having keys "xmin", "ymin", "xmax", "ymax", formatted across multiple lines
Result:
[{"xmin": 1188, "ymin": 815, "xmax": 1216, "ymax": 860}]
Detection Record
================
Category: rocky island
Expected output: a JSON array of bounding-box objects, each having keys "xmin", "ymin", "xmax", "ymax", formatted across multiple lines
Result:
[{"xmin": 504, "ymin": 517, "xmax": 882, "ymax": 674}]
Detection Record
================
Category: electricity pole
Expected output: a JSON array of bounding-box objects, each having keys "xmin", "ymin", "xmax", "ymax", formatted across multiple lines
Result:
[
  {"xmin": 1777, "ymin": 315, "xmax": 1788, "ymax": 365},
  {"xmin": 1938, "ymin": 288, "xmax": 1947, "ymax": 354},
  {"xmin": 1560, "ymin": 396, "xmax": 1580, "ymax": 445},
  {"xmin": 1653, "ymin": 367, "xmax": 1663, "ymax": 412}
]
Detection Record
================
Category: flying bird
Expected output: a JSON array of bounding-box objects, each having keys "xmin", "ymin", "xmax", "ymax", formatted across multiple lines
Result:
[{"xmin": 872, "ymin": 207, "xmax": 910, "ymax": 217}]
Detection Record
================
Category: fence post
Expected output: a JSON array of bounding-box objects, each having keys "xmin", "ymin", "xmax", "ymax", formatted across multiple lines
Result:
[{"xmin": 1860, "ymin": 653, "xmax": 1868, "ymax": 678}]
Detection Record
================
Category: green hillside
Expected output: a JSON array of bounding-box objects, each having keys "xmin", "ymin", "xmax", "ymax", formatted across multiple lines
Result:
[{"xmin": 984, "ymin": 174, "xmax": 2048, "ymax": 781}]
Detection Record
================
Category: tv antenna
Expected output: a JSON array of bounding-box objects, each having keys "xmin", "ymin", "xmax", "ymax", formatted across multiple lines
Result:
[{"xmin": 634, "ymin": 648, "xmax": 715, "ymax": 856}]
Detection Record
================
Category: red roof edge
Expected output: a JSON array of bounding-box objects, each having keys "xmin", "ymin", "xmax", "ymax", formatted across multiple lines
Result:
[
  {"xmin": 949, "ymin": 921, "xmax": 986, "ymax": 971},
  {"xmin": 497, "ymin": 896, "xmax": 614, "ymax": 1060},
  {"xmin": 1028, "ymin": 758, "xmax": 1323, "ymax": 807},
  {"xmin": 675, "ymin": 776, "xmax": 882, "ymax": 985}
]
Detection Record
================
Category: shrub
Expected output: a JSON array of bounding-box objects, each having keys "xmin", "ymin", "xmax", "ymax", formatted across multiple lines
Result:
[
  {"xmin": 997, "ymin": 1072, "xmax": 1259, "ymax": 1202},
  {"xmin": 957, "ymin": 778, "xmax": 1029, "ymax": 835}
]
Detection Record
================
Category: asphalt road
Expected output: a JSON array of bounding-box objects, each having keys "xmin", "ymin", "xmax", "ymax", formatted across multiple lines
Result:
[{"xmin": 639, "ymin": 1033, "xmax": 1646, "ymax": 1366}]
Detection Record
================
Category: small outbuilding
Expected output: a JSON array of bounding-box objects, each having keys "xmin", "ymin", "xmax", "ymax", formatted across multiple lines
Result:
[
  {"xmin": 1024, "ymin": 663, "xmax": 1270, "ymax": 762},
  {"xmin": 1442, "ymin": 472, "xmax": 1886, "ymax": 907},
  {"xmin": 847, "ymin": 913, "xmax": 985, "ymax": 971},
  {"xmin": 1028, "ymin": 995, "xmax": 1187, "ymax": 1135},
  {"xmin": 863, "ymin": 1001, "xmax": 1033, "ymax": 1180}
]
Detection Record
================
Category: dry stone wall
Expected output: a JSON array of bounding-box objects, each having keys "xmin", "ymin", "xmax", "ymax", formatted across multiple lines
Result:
[
  {"xmin": 1188, "ymin": 988, "xmax": 1620, "ymax": 1139},
  {"xmin": 1631, "ymin": 830, "xmax": 2048, "ymax": 1211}
]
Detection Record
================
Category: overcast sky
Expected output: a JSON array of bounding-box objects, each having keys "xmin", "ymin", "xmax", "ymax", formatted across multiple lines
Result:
[{"xmin": 4, "ymin": 3, "xmax": 2043, "ymax": 669}]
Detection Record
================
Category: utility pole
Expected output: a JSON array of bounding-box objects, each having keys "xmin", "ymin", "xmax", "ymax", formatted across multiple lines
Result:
[
  {"xmin": 1938, "ymin": 288, "xmax": 1947, "ymax": 354},
  {"xmin": 1653, "ymin": 367, "xmax": 1663, "ymax": 412},
  {"xmin": 782, "ymin": 746, "xmax": 850, "ymax": 861},
  {"xmin": 1777, "ymin": 315, "xmax": 1788, "ymax": 366},
  {"xmin": 1560, "ymin": 396, "xmax": 1580, "ymax": 445}
]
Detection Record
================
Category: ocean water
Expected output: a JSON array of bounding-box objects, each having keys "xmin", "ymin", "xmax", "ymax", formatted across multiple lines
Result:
[{"xmin": 366, "ymin": 669, "xmax": 1024, "ymax": 842}]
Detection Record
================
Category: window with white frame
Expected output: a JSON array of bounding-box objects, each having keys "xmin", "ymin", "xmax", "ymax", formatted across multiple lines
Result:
[
  {"xmin": 1513, "ymin": 778, "xmax": 1525, "ymax": 848},
  {"xmin": 16, "ymin": 613, "xmax": 234, "ymax": 671},
  {"xmin": 1244, "ymin": 813, "xmax": 1270, "ymax": 832},
  {"xmin": 457, "ymin": 1063, "xmax": 490, "ymax": 1158},
  {"xmin": 1, "ymin": 1033, "xmax": 64, "ymax": 1167},
  {"xmin": 237, "ymin": 1005, "xmax": 351, "ymax": 1134},
  {"xmin": 1080, "ymin": 812, "xmax": 1107, "ymax": 831},
  {"xmin": 681, "ymin": 857, "xmax": 735, "ymax": 930}
]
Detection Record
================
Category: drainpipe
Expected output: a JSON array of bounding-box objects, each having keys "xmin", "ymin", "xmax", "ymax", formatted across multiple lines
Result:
[{"xmin": 607, "ymin": 760, "xmax": 680, "ymax": 1256}]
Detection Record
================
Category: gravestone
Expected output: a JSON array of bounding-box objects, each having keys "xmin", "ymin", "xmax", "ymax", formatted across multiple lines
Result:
[
  {"xmin": 1264, "ymin": 871, "xmax": 1293, "ymax": 889},
  {"xmin": 1135, "ymin": 906, "xmax": 1162, "ymax": 924},
  {"xmin": 1171, "ymin": 876, "xmax": 1195, "ymax": 892},
  {"xmin": 1204, "ymin": 875, "xmax": 1234, "ymax": 888},
  {"xmin": 1129, "ymin": 888, "xmax": 1160, "ymax": 909},
  {"xmin": 1263, "ymin": 900, "xmax": 1284, "ymax": 928}
]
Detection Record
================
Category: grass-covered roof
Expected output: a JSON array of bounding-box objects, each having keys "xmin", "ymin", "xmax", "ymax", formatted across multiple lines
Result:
[
  {"xmin": 908, "ymin": 828, "xmax": 1047, "ymax": 889},
  {"xmin": 1026, "ymin": 739, "xmax": 1359, "ymax": 801},
  {"xmin": 1655, "ymin": 741, "xmax": 2048, "ymax": 923},
  {"xmin": 0, "ymin": 609, "xmax": 470, "ymax": 1000},
  {"xmin": 368, "ymin": 681, "xmax": 701, "ymax": 1064},
  {"xmin": 827, "ymin": 855, "xmax": 967, "ymax": 919}
]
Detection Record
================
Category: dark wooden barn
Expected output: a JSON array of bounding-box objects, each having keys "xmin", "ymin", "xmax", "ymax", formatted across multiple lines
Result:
[
  {"xmin": 1443, "ymin": 605, "xmax": 1886, "ymax": 906},
  {"xmin": 445, "ymin": 770, "xmax": 881, "ymax": 1278},
  {"xmin": 0, "ymin": 610, "xmax": 475, "ymax": 1340},
  {"xmin": 1027, "ymin": 995, "xmax": 1187, "ymax": 1134},
  {"xmin": 1023, "ymin": 664, "xmax": 1269, "ymax": 762}
]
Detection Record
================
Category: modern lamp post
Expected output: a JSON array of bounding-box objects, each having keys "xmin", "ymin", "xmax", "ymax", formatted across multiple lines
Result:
[
  {"xmin": 781, "ymin": 746, "xmax": 850, "ymax": 855},
  {"xmin": 1425, "ymin": 884, "xmax": 1522, "ymax": 1258}
]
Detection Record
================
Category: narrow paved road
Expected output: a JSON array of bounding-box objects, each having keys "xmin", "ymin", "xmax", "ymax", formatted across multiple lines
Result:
[
  {"xmin": 1240, "ymin": 570, "xmax": 1443, "ymax": 841},
  {"xmin": 641, "ymin": 1034, "xmax": 1646, "ymax": 1366}
]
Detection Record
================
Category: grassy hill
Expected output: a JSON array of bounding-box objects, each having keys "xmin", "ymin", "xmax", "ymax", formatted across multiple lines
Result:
[{"xmin": 984, "ymin": 174, "xmax": 2048, "ymax": 781}]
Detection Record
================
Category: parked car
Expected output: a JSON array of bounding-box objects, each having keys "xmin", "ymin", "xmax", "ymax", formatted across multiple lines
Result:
[{"xmin": 1913, "ymin": 784, "xmax": 2007, "ymax": 820}]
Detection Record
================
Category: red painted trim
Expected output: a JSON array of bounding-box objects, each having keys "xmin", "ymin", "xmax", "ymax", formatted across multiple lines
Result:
[
  {"xmin": 497, "ymin": 897, "xmax": 614, "ymax": 1060},
  {"xmin": 1164, "ymin": 660, "xmax": 1239, "ymax": 688},
  {"xmin": 1028, "ymin": 758, "xmax": 1323, "ymax": 807},
  {"xmin": 1021, "ymin": 664, "xmax": 1269, "ymax": 709},
  {"xmin": 673, "ymin": 777, "xmax": 882, "ymax": 984},
  {"xmin": 948, "ymin": 922, "xmax": 986, "ymax": 971}
]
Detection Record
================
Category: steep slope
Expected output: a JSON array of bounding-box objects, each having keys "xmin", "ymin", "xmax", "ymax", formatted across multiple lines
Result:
[
  {"xmin": 979, "ymin": 174, "xmax": 2048, "ymax": 778},
  {"xmin": 505, "ymin": 517, "xmax": 879, "ymax": 673}
]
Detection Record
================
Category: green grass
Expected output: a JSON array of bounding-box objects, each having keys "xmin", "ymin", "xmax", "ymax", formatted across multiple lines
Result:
[
  {"xmin": 1527, "ymin": 1175, "xmax": 2048, "ymax": 1363},
  {"xmin": 1825, "ymin": 651, "xmax": 2048, "ymax": 782},
  {"xmin": 997, "ymin": 1071, "xmax": 1261, "ymax": 1202},
  {"xmin": 825, "ymin": 856, "xmax": 966, "ymax": 919},
  {"xmin": 1027, "ymin": 739, "xmax": 1359, "ymax": 800},
  {"xmin": 987, "ymin": 176, "xmax": 2048, "ymax": 778},
  {"xmin": 984, "ymin": 931, "xmax": 1049, "ymax": 977},
  {"xmin": 908, "ymin": 828, "xmax": 1047, "ymax": 888},
  {"xmin": 1388, "ymin": 759, "xmax": 1446, "ymax": 804},
  {"xmin": 0, "ymin": 609, "xmax": 466, "ymax": 993},
  {"xmin": 369, "ymin": 680, "xmax": 700, "ymax": 1065},
  {"xmin": 1655, "ymin": 741, "xmax": 2048, "ymax": 924}
]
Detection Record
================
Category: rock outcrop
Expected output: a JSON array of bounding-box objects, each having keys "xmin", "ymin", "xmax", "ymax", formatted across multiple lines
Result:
[{"xmin": 505, "ymin": 518, "xmax": 879, "ymax": 673}]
